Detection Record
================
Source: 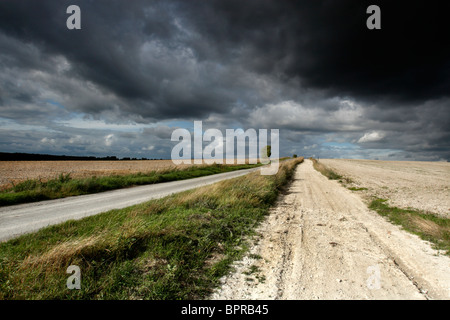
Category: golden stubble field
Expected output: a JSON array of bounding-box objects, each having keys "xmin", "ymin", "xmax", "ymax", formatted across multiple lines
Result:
[
  {"xmin": 0, "ymin": 158, "xmax": 262, "ymax": 189},
  {"xmin": 0, "ymin": 160, "xmax": 193, "ymax": 189}
]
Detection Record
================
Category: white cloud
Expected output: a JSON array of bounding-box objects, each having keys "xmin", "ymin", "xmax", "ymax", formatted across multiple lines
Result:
[
  {"xmin": 303, "ymin": 144, "xmax": 318, "ymax": 150},
  {"xmin": 248, "ymin": 99, "xmax": 364, "ymax": 131},
  {"xmin": 104, "ymin": 134, "xmax": 115, "ymax": 146},
  {"xmin": 358, "ymin": 131, "xmax": 385, "ymax": 143},
  {"xmin": 41, "ymin": 137, "xmax": 56, "ymax": 144},
  {"xmin": 142, "ymin": 145, "xmax": 155, "ymax": 151}
]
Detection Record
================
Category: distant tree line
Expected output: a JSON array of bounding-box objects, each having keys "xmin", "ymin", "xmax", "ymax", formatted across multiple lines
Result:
[{"xmin": 0, "ymin": 152, "xmax": 163, "ymax": 161}]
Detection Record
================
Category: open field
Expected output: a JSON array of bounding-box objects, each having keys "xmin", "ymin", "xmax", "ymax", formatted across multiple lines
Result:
[
  {"xmin": 0, "ymin": 165, "xmax": 263, "ymax": 241},
  {"xmin": 0, "ymin": 158, "xmax": 273, "ymax": 189},
  {"xmin": 0, "ymin": 160, "xmax": 191, "ymax": 189},
  {"xmin": 0, "ymin": 158, "xmax": 303, "ymax": 299},
  {"xmin": 2, "ymin": 157, "xmax": 447, "ymax": 300},
  {"xmin": 319, "ymin": 159, "xmax": 450, "ymax": 218},
  {"xmin": 0, "ymin": 163, "xmax": 263, "ymax": 207},
  {"xmin": 211, "ymin": 159, "xmax": 450, "ymax": 300}
]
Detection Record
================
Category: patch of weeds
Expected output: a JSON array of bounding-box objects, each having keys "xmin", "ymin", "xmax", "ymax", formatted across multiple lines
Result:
[
  {"xmin": 348, "ymin": 187, "xmax": 368, "ymax": 191},
  {"xmin": 243, "ymin": 265, "xmax": 260, "ymax": 276},
  {"xmin": 256, "ymin": 274, "xmax": 266, "ymax": 283},
  {"xmin": 369, "ymin": 198, "xmax": 450, "ymax": 256},
  {"xmin": 311, "ymin": 159, "xmax": 342, "ymax": 180},
  {"xmin": 243, "ymin": 264, "xmax": 266, "ymax": 284},
  {"xmin": 342, "ymin": 177, "xmax": 354, "ymax": 184}
]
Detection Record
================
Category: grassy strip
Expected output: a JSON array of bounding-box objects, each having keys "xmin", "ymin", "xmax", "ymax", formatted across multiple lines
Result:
[
  {"xmin": 347, "ymin": 187, "xmax": 368, "ymax": 191},
  {"xmin": 0, "ymin": 158, "xmax": 304, "ymax": 299},
  {"xmin": 369, "ymin": 198, "xmax": 450, "ymax": 256},
  {"xmin": 0, "ymin": 163, "xmax": 261, "ymax": 207},
  {"xmin": 310, "ymin": 158, "xmax": 343, "ymax": 180},
  {"xmin": 311, "ymin": 159, "xmax": 449, "ymax": 256}
]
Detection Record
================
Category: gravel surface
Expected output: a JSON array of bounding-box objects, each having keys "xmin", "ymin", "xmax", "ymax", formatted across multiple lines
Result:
[{"xmin": 210, "ymin": 160, "xmax": 450, "ymax": 300}]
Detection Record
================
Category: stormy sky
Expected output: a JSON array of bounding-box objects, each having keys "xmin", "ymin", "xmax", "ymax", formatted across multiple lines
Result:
[{"xmin": 0, "ymin": 0, "xmax": 449, "ymax": 160}]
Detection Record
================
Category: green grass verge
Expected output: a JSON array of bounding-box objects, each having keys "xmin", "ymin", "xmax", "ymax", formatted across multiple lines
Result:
[
  {"xmin": 311, "ymin": 159, "xmax": 449, "ymax": 256},
  {"xmin": 0, "ymin": 158, "xmax": 304, "ymax": 299},
  {"xmin": 0, "ymin": 163, "xmax": 262, "ymax": 207},
  {"xmin": 310, "ymin": 158, "xmax": 342, "ymax": 180},
  {"xmin": 369, "ymin": 198, "xmax": 450, "ymax": 256},
  {"xmin": 347, "ymin": 187, "xmax": 368, "ymax": 191}
]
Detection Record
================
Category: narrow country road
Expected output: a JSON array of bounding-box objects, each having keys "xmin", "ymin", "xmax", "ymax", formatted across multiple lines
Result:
[
  {"xmin": 0, "ymin": 167, "xmax": 260, "ymax": 242},
  {"xmin": 211, "ymin": 159, "xmax": 450, "ymax": 300}
]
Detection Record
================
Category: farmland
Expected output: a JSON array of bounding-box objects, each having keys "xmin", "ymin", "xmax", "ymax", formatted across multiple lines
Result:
[
  {"xmin": 212, "ymin": 159, "xmax": 450, "ymax": 300},
  {"xmin": 0, "ymin": 160, "xmax": 191, "ymax": 189},
  {"xmin": 0, "ymin": 158, "xmax": 304, "ymax": 299},
  {"xmin": 0, "ymin": 161, "xmax": 263, "ymax": 207},
  {"xmin": 319, "ymin": 159, "xmax": 450, "ymax": 218}
]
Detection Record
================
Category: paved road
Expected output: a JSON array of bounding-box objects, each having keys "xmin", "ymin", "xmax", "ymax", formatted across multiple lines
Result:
[{"xmin": 0, "ymin": 167, "xmax": 260, "ymax": 242}]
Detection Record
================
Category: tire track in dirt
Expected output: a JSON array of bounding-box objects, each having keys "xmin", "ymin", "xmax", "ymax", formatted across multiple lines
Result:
[{"xmin": 210, "ymin": 160, "xmax": 450, "ymax": 300}]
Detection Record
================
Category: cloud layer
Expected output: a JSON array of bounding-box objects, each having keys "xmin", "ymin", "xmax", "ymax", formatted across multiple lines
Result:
[{"xmin": 0, "ymin": 0, "xmax": 448, "ymax": 160}]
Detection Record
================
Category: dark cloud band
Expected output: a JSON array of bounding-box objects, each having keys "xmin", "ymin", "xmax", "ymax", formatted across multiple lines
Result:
[{"xmin": 0, "ymin": 0, "xmax": 448, "ymax": 160}]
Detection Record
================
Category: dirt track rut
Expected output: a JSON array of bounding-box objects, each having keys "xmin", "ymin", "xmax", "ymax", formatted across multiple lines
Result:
[{"xmin": 210, "ymin": 160, "xmax": 450, "ymax": 300}]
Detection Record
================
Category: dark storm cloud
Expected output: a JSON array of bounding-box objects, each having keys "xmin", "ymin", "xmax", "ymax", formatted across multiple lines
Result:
[
  {"xmin": 0, "ymin": 0, "xmax": 246, "ymax": 121},
  {"xmin": 0, "ymin": 0, "xmax": 448, "ymax": 160},
  {"xmin": 177, "ymin": 0, "xmax": 450, "ymax": 102},
  {"xmin": 1, "ymin": 0, "xmax": 448, "ymax": 110}
]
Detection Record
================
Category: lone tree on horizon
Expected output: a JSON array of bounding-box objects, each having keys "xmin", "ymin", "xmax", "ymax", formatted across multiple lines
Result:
[{"xmin": 262, "ymin": 145, "xmax": 271, "ymax": 158}]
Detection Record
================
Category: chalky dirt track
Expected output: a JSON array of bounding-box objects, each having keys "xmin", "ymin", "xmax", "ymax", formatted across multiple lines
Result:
[{"xmin": 211, "ymin": 159, "xmax": 450, "ymax": 300}]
